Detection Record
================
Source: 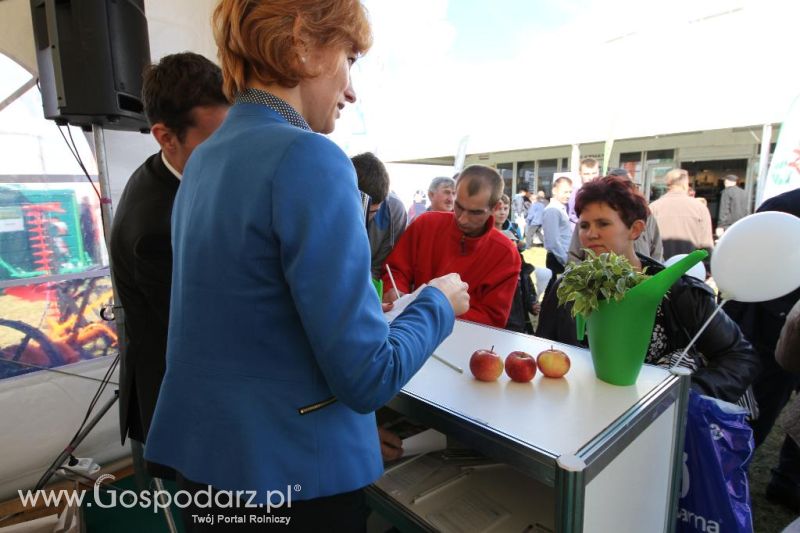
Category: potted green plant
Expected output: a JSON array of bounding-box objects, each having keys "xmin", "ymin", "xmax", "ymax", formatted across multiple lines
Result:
[
  {"xmin": 555, "ymin": 249, "xmax": 707, "ymax": 386},
  {"xmin": 556, "ymin": 251, "xmax": 650, "ymax": 319}
]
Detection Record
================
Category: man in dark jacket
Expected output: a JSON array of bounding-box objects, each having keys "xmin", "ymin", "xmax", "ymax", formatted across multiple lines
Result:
[
  {"xmin": 725, "ymin": 186, "xmax": 800, "ymax": 512},
  {"xmin": 110, "ymin": 53, "xmax": 228, "ymax": 452},
  {"xmin": 716, "ymin": 175, "xmax": 748, "ymax": 236}
]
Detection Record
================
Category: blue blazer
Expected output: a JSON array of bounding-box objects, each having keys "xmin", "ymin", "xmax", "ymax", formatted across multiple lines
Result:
[{"xmin": 144, "ymin": 103, "xmax": 455, "ymax": 500}]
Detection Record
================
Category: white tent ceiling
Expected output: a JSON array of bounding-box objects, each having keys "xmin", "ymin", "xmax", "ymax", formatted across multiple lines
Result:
[
  {"xmin": 2, "ymin": 0, "xmax": 799, "ymax": 162},
  {"xmin": 0, "ymin": 0, "xmax": 219, "ymax": 74}
]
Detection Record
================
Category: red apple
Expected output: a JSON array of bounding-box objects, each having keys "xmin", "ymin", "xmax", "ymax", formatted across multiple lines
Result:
[
  {"xmin": 537, "ymin": 346, "xmax": 571, "ymax": 378},
  {"xmin": 469, "ymin": 348, "xmax": 504, "ymax": 382},
  {"xmin": 504, "ymin": 351, "xmax": 537, "ymax": 383}
]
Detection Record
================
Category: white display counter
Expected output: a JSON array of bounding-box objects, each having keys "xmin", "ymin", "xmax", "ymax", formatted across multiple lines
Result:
[{"xmin": 367, "ymin": 319, "xmax": 691, "ymax": 533}]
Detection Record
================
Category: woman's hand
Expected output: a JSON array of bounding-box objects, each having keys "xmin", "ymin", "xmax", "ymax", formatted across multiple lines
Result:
[
  {"xmin": 429, "ymin": 273, "xmax": 470, "ymax": 316},
  {"xmin": 382, "ymin": 288, "xmax": 402, "ymax": 304},
  {"xmin": 378, "ymin": 428, "xmax": 403, "ymax": 461}
]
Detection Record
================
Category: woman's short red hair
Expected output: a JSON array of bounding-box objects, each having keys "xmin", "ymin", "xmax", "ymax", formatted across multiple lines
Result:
[
  {"xmin": 575, "ymin": 175, "xmax": 650, "ymax": 228},
  {"xmin": 212, "ymin": 0, "xmax": 373, "ymax": 100}
]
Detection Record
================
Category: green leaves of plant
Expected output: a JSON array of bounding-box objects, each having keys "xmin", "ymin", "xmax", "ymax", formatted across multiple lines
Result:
[{"xmin": 556, "ymin": 250, "xmax": 649, "ymax": 318}]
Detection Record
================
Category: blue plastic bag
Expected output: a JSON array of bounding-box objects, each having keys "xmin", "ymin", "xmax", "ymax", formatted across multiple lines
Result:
[{"xmin": 677, "ymin": 391, "xmax": 754, "ymax": 533}]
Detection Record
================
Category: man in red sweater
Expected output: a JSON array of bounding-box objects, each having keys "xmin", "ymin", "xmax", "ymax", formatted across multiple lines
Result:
[{"xmin": 383, "ymin": 165, "xmax": 521, "ymax": 327}]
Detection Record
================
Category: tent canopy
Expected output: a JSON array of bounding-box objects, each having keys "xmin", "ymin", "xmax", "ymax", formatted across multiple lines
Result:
[{"xmin": 1, "ymin": 0, "xmax": 798, "ymax": 162}]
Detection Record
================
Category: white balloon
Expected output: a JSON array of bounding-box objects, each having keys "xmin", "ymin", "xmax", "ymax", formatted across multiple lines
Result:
[
  {"xmin": 534, "ymin": 267, "xmax": 552, "ymax": 298},
  {"xmin": 711, "ymin": 212, "xmax": 800, "ymax": 302},
  {"xmin": 665, "ymin": 254, "xmax": 707, "ymax": 281}
]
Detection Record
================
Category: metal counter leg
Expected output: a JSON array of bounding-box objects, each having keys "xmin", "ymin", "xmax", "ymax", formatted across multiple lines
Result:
[{"xmin": 555, "ymin": 454, "xmax": 587, "ymax": 533}]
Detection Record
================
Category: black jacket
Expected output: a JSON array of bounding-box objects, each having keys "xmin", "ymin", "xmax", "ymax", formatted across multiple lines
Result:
[
  {"xmin": 110, "ymin": 153, "xmax": 178, "ymax": 444},
  {"xmin": 505, "ymin": 257, "xmax": 537, "ymax": 334},
  {"xmin": 722, "ymin": 188, "xmax": 800, "ymax": 435},
  {"xmin": 536, "ymin": 255, "xmax": 760, "ymax": 403}
]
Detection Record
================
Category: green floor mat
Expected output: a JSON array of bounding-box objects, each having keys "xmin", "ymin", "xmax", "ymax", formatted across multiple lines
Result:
[{"xmin": 83, "ymin": 476, "xmax": 183, "ymax": 533}]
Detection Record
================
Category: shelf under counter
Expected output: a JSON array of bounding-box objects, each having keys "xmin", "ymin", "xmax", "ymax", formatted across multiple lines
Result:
[{"xmin": 374, "ymin": 319, "xmax": 690, "ymax": 533}]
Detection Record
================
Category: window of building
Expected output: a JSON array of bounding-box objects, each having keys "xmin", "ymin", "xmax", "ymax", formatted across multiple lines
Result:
[
  {"xmin": 756, "ymin": 142, "xmax": 777, "ymax": 155},
  {"xmin": 620, "ymin": 151, "xmax": 643, "ymax": 186},
  {"xmin": 517, "ymin": 161, "xmax": 535, "ymax": 192},
  {"xmin": 645, "ymin": 149, "xmax": 676, "ymax": 201},
  {"xmin": 497, "ymin": 163, "xmax": 513, "ymax": 198},
  {"xmin": 681, "ymin": 159, "xmax": 749, "ymax": 226},
  {"xmin": 538, "ymin": 159, "xmax": 558, "ymax": 197}
]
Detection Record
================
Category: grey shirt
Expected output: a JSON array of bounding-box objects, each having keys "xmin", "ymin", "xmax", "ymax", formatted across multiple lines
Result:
[
  {"xmin": 367, "ymin": 192, "xmax": 408, "ymax": 278},
  {"xmin": 542, "ymin": 201, "xmax": 571, "ymax": 265},
  {"xmin": 511, "ymin": 193, "xmax": 528, "ymax": 218}
]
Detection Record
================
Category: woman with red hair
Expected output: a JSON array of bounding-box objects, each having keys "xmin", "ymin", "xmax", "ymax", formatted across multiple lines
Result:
[
  {"xmin": 144, "ymin": 1, "xmax": 468, "ymax": 529},
  {"xmin": 536, "ymin": 176, "xmax": 758, "ymax": 404}
]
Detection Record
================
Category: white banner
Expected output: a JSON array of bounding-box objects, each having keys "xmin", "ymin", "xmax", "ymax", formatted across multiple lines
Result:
[{"xmin": 759, "ymin": 95, "xmax": 800, "ymax": 206}]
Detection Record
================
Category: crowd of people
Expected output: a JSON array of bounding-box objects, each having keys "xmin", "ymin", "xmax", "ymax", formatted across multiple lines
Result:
[{"xmin": 107, "ymin": 0, "xmax": 799, "ymax": 530}]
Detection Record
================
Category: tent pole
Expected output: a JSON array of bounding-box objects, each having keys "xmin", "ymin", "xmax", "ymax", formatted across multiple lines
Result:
[
  {"xmin": 91, "ymin": 125, "xmax": 177, "ymax": 533},
  {"xmin": 91, "ymin": 125, "xmax": 115, "ymax": 252},
  {"xmin": 754, "ymin": 123, "xmax": 772, "ymax": 209}
]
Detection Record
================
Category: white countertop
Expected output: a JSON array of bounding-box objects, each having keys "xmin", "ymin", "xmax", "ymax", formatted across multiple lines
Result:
[{"xmin": 402, "ymin": 319, "xmax": 672, "ymax": 457}]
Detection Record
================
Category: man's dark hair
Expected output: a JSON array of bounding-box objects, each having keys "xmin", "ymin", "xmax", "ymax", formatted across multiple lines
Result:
[
  {"xmin": 518, "ymin": 183, "xmax": 530, "ymax": 193},
  {"xmin": 351, "ymin": 152, "xmax": 389, "ymax": 204},
  {"xmin": 457, "ymin": 165, "xmax": 504, "ymax": 206},
  {"xmin": 607, "ymin": 168, "xmax": 629, "ymax": 178},
  {"xmin": 142, "ymin": 52, "xmax": 228, "ymax": 141}
]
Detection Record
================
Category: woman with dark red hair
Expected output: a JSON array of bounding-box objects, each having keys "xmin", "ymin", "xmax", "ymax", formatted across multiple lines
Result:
[{"xmin": 536, "ymin": 175, "xmax": 758, "ymax": 403}]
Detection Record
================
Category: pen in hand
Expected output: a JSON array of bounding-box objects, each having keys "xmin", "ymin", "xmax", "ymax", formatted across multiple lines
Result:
[{"xmin": 385, "ymin": 264, "xmax": 401, "ymax": 301}]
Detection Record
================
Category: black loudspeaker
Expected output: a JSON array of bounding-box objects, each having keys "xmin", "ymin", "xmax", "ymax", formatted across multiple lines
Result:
[{"xmin": 30, "ymin": 0, "xmax": 151, "ymax": 132}]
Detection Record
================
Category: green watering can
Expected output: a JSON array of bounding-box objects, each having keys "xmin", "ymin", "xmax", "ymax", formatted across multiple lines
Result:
[
  {"xmin": 575, "ymin": 249, "xmax": 708, "ymax": 386},
  {"xmin": 372, "ymin": 278, "xmax": 384, "ymax": 300}
]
